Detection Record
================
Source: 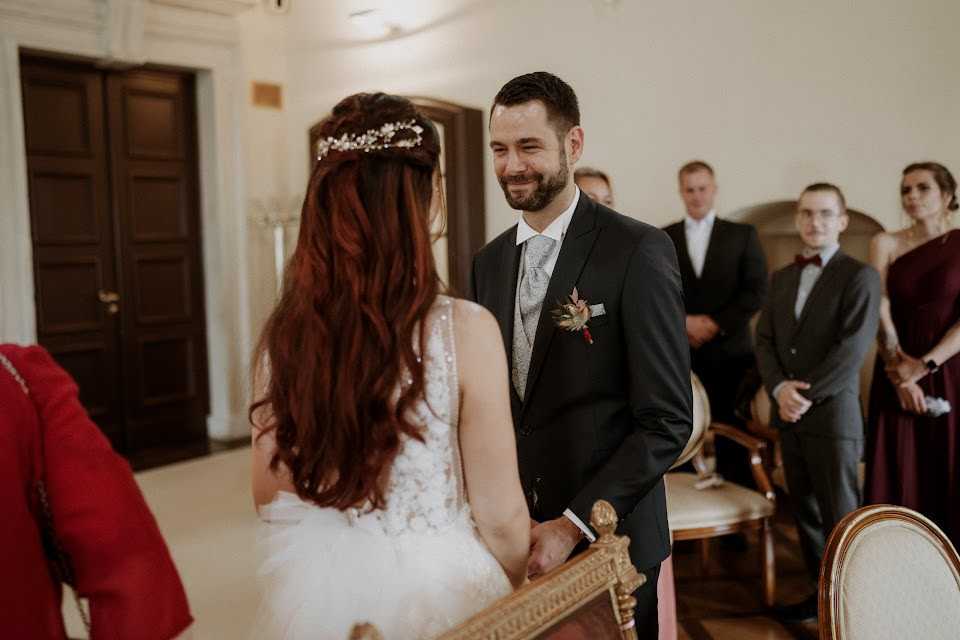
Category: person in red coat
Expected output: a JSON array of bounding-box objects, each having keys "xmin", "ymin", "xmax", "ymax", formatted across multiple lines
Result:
[{"xmin": 0, "ymin": 344, "xmax": 193, "ymax": 639}]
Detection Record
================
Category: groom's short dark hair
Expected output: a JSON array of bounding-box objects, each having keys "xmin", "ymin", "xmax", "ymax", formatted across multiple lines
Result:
[{"xmin": 492, "ymin": 72, "xmax": 580, "ymax": 137}]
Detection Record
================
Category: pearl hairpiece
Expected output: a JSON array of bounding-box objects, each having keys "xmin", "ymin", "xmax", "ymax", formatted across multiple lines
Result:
[{"xmin": 316, "ymin": 119, "xmax": 425, "ymax": 161}]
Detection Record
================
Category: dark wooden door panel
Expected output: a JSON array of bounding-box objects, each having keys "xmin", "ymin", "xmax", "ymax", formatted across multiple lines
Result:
[
  {"xmin": 21, "ymin": 55, "xmax": 208, "ymax": 457},
  {"xmin": 20, "ymin": 56, "xmax": 125, "ymax": 450},
  {"xmin": 116, "ymin": 71, "xmax": 186, "ymax": 160},
  {"xmin": 107, "ymin": 68, "xmax": 209, "ymax": 448},
  {"xmin": 127, "ymin": 166, "xmax": 190, "ymax": 242},
  {"xmin": 131, "ymin": 249, "xmax": 195, "ymax": 325},
  {"xmin": 22, "ymin": 72, "xmax": 97, "ymax": 157}
]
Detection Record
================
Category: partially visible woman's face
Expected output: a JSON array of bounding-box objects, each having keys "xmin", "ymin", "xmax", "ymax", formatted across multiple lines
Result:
[
  {"xmin": 576, "ymin": 175, "xmax": 614, "ymax": 207},
  {"xmin": 901, "ymin": 170, "xmax": 950, "ymax": 222}
]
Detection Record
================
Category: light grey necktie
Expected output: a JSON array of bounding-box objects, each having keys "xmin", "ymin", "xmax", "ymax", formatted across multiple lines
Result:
[{"xmin": 512, "ymin": 235, "xmax": 557, "ymax": 399}]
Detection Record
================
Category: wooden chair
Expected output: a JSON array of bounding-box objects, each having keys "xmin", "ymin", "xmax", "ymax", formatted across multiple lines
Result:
[
  {"xmin": 349, "ymin": 500, "xmax": 645, "ymax": 640},
  {"xmin": 745, "ymin": 385, "xmax": 787, "ymax": 492},
  {"xmin": 664, "ymin": 374, "xmax": 778, "ymax": 606},
  {"xmin": 818, "ymin": 505, "xmax": 960, "ymax": 640}
]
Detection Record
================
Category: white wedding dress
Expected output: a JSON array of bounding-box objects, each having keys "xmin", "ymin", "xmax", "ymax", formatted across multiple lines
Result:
[{"xmin": 252, "ymin": 296, "xmax": 512, "ymax": 639}]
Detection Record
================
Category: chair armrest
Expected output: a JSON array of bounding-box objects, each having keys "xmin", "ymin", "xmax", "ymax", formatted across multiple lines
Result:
[{"xmin": 711, "ymin": 422, "xmax": 776, "ymax": 501}]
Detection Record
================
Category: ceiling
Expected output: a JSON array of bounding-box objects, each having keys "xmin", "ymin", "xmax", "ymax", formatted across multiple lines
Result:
[{"xmin": 282, "ymin": 0, "xmax": 490, "ymax": 49}]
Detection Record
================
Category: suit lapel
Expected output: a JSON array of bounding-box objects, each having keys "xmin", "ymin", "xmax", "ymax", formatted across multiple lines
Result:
[
  {"xmin": 496, "ymin": 230, "xmax": 521, "ymax": 364},
  {"xmin": 700, "ymin": 218, "xmax": 724, "ymax": 277},
  {"xmin": 793, "ymin": 251, "xmax": 846, "ymax": 336},
  {"xmin": 495, "ymin": 232, "xmax": 523, "ymax": 412},
  {"xmin": 782, "ymin": 264, "xmax": 802, "ymax": 338},
  {"xmin": 521, "ymin": 197, "xmax": 600, "ymax": 418},
  {"xmin": 668, "ymin": 223, "xmax": 696, "ymax": 282}
]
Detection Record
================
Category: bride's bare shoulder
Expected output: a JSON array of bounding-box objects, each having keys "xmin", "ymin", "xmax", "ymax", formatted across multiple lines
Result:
[
  {"xmin": 450, "ymin": 298, "xmax": 503, "ymax": 371},
  {"xmin": 450, "ymin": 298, "xmax": 497, "ymax": 331}
]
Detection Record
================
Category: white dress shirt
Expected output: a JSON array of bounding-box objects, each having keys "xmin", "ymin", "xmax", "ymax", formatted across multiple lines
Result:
[
  {"xmin": 514, "ymin": 189, "xmax": 596, "ymax": 542},
  {"xmin": 515, "ymin": 188, "xmax": 579, "ymax": 259},
  {"xmin": 683, "ymin": 209, "xmax": 717, "ymax": 278}
]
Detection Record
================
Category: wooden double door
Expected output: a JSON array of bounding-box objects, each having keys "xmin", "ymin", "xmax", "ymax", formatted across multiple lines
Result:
[{"xmin": 20, "ymin": 55, "xmax": 209, "ymax": 454}]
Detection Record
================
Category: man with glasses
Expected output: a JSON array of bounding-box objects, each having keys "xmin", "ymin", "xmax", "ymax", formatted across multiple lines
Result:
[{"xmin": 755, "ymin": 183, "xmax": 880, "ymax": 623}]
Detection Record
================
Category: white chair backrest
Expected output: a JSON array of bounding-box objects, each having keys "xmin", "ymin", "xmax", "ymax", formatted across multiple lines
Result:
[
  {"xmin": 671, "ymin": 373, "xmax": 710, "ymax": 469},
  {"xmin": 820, "ymin": 505, "xmax": 960, "ymax": 640}
]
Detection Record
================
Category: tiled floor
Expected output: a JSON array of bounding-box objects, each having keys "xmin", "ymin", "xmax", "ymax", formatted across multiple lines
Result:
[{"xmin": 673, "ymin": 507, "xmax": 820, "ymax": 640}]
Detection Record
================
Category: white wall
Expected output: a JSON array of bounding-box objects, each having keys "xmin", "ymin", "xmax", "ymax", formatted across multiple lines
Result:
[
  {"xmin": 280, "ymin": 0, "xmax": 960, "ymax": 240},
  {"xmin": 237, "ymin": 2, "xmax": 294, "ymax": 341}
]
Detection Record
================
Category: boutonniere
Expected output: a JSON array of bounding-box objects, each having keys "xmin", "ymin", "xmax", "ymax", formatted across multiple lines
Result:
[{"xmin": 551, "ymin": 287, "xmax": 594, "ymax": 344}]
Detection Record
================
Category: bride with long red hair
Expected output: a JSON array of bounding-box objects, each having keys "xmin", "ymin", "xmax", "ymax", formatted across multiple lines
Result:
[{"xmin": 250, "ymin": 92, "xmax": 529, "ymax": 639}]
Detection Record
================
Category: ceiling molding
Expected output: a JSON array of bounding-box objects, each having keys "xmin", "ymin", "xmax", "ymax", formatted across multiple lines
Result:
[
  {"xmin": 146, "ymin": 2, "xmax": 241, "ymax": 46},
  {"xmin": 0, "ymin": 0, "xmax": 100, "ymax": 31},
  {"xmin": 149, "ymin": 0, "xmax": 256, "ymax": 17}
]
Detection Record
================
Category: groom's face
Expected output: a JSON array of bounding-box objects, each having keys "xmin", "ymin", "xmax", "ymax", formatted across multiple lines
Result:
[{"xmin": 489, "ymin": 100, "xmax": 574, "ymax": 212}]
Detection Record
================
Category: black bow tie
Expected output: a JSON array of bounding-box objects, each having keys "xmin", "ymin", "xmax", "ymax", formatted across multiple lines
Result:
[{"xmin": 795, "ymin": 254, "xmax": 823, "ymax": 268}]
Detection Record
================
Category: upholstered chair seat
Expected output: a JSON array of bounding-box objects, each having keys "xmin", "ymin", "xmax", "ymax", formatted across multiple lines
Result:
[
  {"xmin": 665, "ymin": 374, "xmax": 778, "ymax": 607},
  {"xmin": 665, "ymin": 473, "xmax": 775, "ymax": 531}
]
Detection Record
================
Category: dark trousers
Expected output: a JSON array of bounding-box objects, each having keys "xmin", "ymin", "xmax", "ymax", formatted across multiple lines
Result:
[
  {"xmin": 780, "ymin": 429, "xmax": 862, "ymax": 583},
  {"xmin": 633, "ymin": 564, "xmax": 661, "ymax": 636},
  {"xmin": 694, "ymin": 353, "xmax": 755, "ymax": 487}
]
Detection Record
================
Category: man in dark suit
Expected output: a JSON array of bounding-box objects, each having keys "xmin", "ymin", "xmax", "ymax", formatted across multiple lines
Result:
[
  {"xmin": 755, "ymin": 183, "xmax": 880, "ymax": 622},
  {"xmin": 471, "ymin": 72, "xmax": 692, "ymax": 635},
  {"xmin": 663, "ymin": 161, "xmax": 767, "ymax": 487}
]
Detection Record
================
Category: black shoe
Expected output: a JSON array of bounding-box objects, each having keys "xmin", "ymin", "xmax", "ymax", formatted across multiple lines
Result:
[{"xmin": 774, "ymin": 594, "xmax": 818, "ymax": 623}]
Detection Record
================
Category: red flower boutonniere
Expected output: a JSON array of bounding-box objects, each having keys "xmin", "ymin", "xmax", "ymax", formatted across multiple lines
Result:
[{"xmin": 551, "ymin": 287, "xmax": 594, "ymax": 344}]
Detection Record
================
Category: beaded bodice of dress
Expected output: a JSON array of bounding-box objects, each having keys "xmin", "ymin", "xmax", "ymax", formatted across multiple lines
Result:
[{"xmin": 351, "ymin": 296, "xmax": 469, "ymax": 536}]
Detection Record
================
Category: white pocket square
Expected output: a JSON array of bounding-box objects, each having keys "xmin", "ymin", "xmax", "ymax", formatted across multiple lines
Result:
[{"xmin": 589, "ymin": 303, "xmax": 606, "ymax": 317}]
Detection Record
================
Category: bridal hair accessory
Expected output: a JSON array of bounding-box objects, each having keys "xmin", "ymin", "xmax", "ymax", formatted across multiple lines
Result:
[
  {"xmin": 316, "ymin": 119, "xmax": 424, "ymax": 161},
  {"xmin": 552, "ymin": 287, "xmax": 594, "ymax": 344}
]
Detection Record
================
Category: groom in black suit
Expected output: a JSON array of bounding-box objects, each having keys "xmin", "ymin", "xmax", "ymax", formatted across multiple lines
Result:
[{"xmin": 470, "ymin": 72, "xmax": 692, "ymax": 634}]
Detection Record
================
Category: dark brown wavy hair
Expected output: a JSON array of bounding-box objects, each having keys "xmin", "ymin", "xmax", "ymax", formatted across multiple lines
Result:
[{"xmin": 250, "ymin": 93, "xmax": 442, "ymax": 510}]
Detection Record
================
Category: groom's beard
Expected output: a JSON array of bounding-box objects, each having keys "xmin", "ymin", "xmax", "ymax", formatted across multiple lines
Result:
[{"xmin": 499, "ymin": 152, "xmax": 569, "ymax": 212}]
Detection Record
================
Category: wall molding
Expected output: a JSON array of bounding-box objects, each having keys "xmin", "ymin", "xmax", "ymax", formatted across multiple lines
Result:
[{"xmin": 0, "ymin": 0, "xmax": 255, "ymax": 439}]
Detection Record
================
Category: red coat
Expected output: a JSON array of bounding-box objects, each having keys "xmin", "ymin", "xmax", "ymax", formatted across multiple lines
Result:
[{"xmin": 0, "ymin": 345, "xmax": 192, "ymax": 639}]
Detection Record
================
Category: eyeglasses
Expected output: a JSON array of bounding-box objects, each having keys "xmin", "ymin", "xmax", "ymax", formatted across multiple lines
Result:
[{"xmin": 797, "ymin": 210, "xmax": 843, "ymax": 221}]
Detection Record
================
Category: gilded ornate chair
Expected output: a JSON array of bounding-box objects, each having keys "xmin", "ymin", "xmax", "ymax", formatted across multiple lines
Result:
[
  {"xmin": 664, "ymin": 374, "xmax": 778, "ymax": 606},
  {"xmin": 818, "ymin": 505, "xmax": 960, "ymax": 640},
  {"xmin": 348, "ymin": 500, "xmax": 645, "ymax": 640}
]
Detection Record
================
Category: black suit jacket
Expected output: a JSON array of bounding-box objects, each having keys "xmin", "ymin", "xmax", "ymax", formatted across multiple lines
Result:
[
  {"xmin": 470, "ymin": 195, "xmax": 693, "ymax": 570},
  {"xmin": 663, "ymin": 218, "xmax": 767, "ymax": 365},
  {"xmin": 755, "ymin": 251, "xmax": 880, "ymax": 439}
]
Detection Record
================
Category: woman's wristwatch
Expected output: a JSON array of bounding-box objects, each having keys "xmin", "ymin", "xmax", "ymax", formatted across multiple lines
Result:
[{"xmin": 925, "ymin": 359, "xmax": 940, "ymax": 374}]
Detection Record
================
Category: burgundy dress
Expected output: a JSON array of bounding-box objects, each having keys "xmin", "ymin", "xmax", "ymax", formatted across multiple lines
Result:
[{"xmin": 865, "ymin": 229, "xmax": 960, "ymax": 544}]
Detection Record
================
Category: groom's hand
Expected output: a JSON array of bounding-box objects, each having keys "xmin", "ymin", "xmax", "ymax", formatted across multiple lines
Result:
[{"xmin": 527, "ymin": 517, "xmax": 582, "ymax": 579}]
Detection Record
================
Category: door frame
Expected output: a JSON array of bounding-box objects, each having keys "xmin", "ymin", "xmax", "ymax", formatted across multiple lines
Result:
[{"xmin": 0, "ymin": 1, "xmax": 253, "ymax": 439}]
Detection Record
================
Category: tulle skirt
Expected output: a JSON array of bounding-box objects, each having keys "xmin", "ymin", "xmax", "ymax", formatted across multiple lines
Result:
[{"xmin": 251, "ymin": 492, "xmax": 512, "ymax": 640}]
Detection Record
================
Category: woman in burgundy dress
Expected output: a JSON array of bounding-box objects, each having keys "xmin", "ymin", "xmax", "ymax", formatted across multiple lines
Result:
[{"xmin": 865, "ymin": 162, "xmax": 960, "ymax": 545}]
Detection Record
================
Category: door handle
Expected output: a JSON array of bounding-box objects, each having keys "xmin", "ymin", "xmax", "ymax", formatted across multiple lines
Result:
[{"xmin": 98, "ymin": 290, "xmax": 120, "ymax": 314}]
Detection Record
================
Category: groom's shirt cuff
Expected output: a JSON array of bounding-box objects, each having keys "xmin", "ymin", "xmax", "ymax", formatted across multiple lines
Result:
[{"xmin": 563, "ymin": 509, "xmax": 596, "ymax": 542}]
